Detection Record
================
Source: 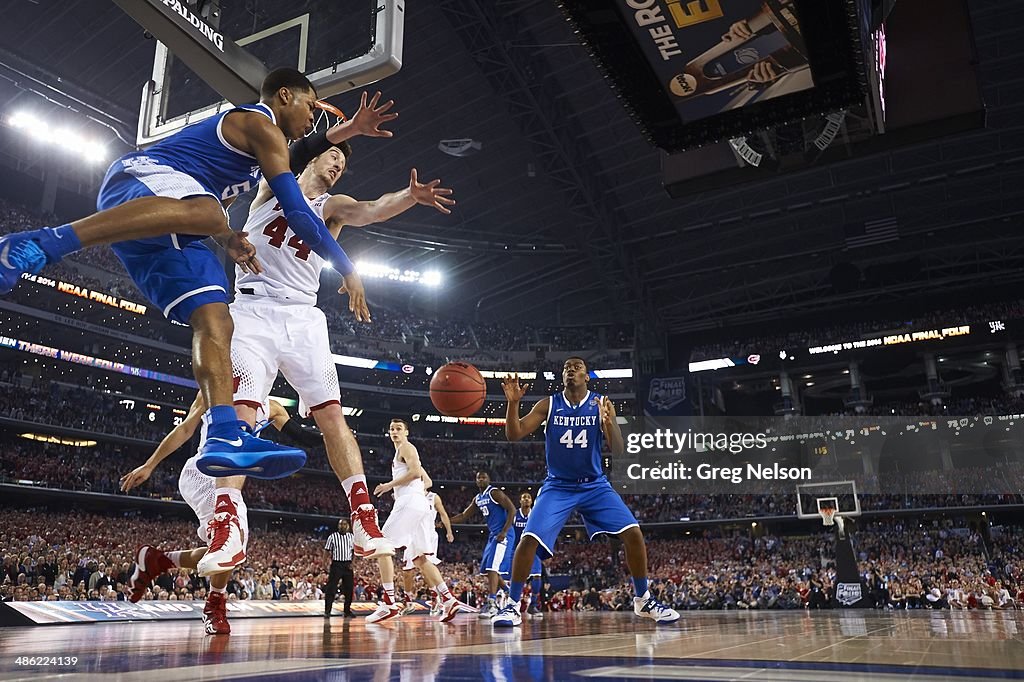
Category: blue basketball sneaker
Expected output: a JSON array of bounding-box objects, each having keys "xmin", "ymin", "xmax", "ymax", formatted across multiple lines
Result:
[
  {"xmin": 197, "ymin": 424, "xmax": 307, "ymax": 480},
  {"xmin": 0, "ymin": 233, "xmax": 48, "ymax": 294}
]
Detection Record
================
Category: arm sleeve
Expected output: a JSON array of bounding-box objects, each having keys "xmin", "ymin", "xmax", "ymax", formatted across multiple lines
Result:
[
  {"xmin": 267, "ymin": 172, "xmax": 355, "ymax": 275},
  {"xmin": 279, "ymin": 417, "xmax": 325, "ymax": 449},
  {"xmin": 288, "ymin": 129, "xmax": 331, "ymax": 176}
]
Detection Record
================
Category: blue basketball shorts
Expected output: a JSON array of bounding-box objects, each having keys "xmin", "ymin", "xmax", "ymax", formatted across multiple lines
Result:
[
  {"xmin": 479, "ymin": 528, "xmax": 515, "ymax": 577},
  {"xmin": 97, "ymin": 157, "xmax": 229, "ymax": 324},
  {"xmin": 523, "ymin": 477, "xmax": 640, "ymax": 560}
]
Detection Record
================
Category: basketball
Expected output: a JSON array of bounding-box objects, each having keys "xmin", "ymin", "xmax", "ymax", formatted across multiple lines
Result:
[{"xmin": 429, "ymin": 362, "xmax": 486, "ymax": 416}]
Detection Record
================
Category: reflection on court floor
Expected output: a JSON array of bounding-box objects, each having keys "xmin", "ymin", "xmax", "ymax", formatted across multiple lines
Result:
[{"xmin": 1, "ymin": 610, "xmax": 1023, "ymax": 681}]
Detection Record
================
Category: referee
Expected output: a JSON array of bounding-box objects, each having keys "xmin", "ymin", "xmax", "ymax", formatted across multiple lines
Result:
[{"xmin": 324, "ymin": 519, "xmax": 355, "ymax": 617}]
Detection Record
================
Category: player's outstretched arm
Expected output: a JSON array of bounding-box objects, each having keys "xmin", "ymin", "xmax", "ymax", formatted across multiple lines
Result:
[
  {"xmin": 324, "ymin": 169, "xmax": 455, "ymax": 233},
  {"xmin": 448, "ymin": 498, "xmax": 478, "ymax": 525},
  {"xmin": 600, "ymin": 396, "xmax": 625, "ymax": 456},
  {"xmin": 252, "ymin": 91, "xmax": 399, "ymax": 209},
  {"xmin": 374, "ymin": 443, "xmax": 424, "ymax": 496},
  {"xmin": 120, "ymin": 392, "xmax": 205, "ymax": 491},
  {"xmin": 269, "ymin": 401, "xmax": 326, "ymax": 448},
  {"xmin": 435, "ymin": 496, "xmax": 455, "ymax": 543},
  {"xmin": 503, "ymin": 374, "xmax": 547, "ymax": 440}
]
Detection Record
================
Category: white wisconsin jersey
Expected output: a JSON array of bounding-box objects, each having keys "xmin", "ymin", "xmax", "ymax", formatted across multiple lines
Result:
[
  {"xmin": 392, "ymin": 448, "xmax": 425, "ymax": 501},
  {"xmin": 235, "ymin": 194, "xmax": 330, "ymax": 304},
  {"xmin": 426, "ymin": 492, "xmax": 438, "ymax": 524}
]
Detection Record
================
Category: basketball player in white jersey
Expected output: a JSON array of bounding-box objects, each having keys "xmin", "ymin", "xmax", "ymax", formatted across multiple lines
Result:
[
  {"xmin": 366, "ymin": 418, "xmax": 470, "ymax": 623},
  {"xmin": 119, "ymin": 394, "xmax": 292, "ymax": 634},
  {"xmin": 400, "ymin": 487, "xmax": 455, "ymax": 616},
  {"xmin": 217, "ymin": 116, "xmax": 454, "ymax": 570}
]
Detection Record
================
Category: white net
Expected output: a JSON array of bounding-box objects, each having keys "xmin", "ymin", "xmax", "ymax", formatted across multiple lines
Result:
[{"xmin": 312, "ymin": 100, "xmax": 347, "ymax": 135}]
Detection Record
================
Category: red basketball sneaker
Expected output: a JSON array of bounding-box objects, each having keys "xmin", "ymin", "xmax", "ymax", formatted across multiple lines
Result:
[
  {"xmin": 351, "ymin": 504, "xmax": 394, "ymax": 559},
  {"xmin": 203, "ymin": 591, "xmax": 230, "ymax": 635},
  {"xmin": 128, "ymin": 545, "xmax": 174, "ymax": 603}
]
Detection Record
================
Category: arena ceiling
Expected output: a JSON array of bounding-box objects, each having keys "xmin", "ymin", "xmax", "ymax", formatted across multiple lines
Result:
[{"xmin": 0, "ymin": 0, "xmax": 1022, "ymax": 337}]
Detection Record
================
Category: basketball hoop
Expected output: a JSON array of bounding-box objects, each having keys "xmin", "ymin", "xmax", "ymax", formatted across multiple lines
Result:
[
  {"xmin": 819, "ymin": 506, "xmax": 837, "ymax": 526},
  {"xmin": 311, "ymin": 100, "xmax": 347, "ymax": 136}
]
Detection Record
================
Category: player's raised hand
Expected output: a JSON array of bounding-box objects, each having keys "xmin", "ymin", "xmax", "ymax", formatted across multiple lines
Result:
[
  {"xmin": 225, "ymin": 231, "xmax": 263, "ymax": 275},
  {"xmin": 339, "ymin": 271, "xmax": 371, "ymax": 323},
  {"xmin": 408, "ymin": 168, "xmax": 456, "ymax": 215},
  {"xmin": 349, "ymin": 91, "xmax": 398, "ymax": 138},
  {"xmin": 599, "ymin": 396, "xmax": 617, "ymax": 429},
  {"xmin": 120, "ymin": 464, "xmax": 153, "ymax": 492},
  {"xmin": 501, "ymin": 374, "xmax": 528, "ymax": 402}
]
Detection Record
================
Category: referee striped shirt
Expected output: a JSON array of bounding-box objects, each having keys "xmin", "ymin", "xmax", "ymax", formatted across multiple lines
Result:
[{"xmin": 325, "ymin": 531, "xmax": 354, "ymax": 562}]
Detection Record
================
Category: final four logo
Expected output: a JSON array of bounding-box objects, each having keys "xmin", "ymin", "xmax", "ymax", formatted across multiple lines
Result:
[
  {"xmin": 648, "ymin": 377, "xmax": 686, "ymax": 412},
  {"xmin": 836, "ymin": 582, "xmax": 863, "ymax": 606}
]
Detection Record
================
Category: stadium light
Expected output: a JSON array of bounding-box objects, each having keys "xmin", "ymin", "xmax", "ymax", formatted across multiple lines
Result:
[
  {"xmin": 354, "ymin": 260, "xmax": 443, "ymax": 287},
  {"xmin": 422, "ymin": 270, "xmax": 442, "ymax": 287},
  {"xmin": 8, "ymin": 111, "xmax": 108, "ymax": 164}
]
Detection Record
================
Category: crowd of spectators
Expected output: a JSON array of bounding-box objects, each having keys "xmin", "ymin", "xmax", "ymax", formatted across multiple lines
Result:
[
  {"xmin": 3, "ymin": 425, "xmax": 1023, "ymax": 520},
  {"xmin": 0, "ymin": 378, "xmax": 171, "ymax": 442},
  {"xmin": 544, "ymin": 520, "xmax": 1022, "ymax": 612},
  {"xmin": 835, "ymin": 395, "xmax": 1024, "ymax": 418},
  {"xmin": 3, "ymin": 509, "xmax": 1020, "ymax": 613}
]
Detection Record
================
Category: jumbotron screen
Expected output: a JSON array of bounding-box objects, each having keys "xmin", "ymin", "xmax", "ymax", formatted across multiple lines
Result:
[{"xmin": 559, "ymin": 0, "xmax": 865, "ymax": 151}]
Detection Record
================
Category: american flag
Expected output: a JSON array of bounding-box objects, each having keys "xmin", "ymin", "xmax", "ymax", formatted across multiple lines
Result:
[{"xmin": 844, "ymin": 217, "xmax": 899, "ymax": 249}]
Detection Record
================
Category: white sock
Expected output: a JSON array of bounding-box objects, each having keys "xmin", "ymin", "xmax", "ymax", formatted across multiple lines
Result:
[
  {"xmin": 166, "ymin": 551, "xmax": 186, "ymax": 568},
  {"xmin": 434, "ymin": 582, "xmax": 452, "ymax": 600},
  {"xmin": 211, "ymin": 585, "xmax": 227, "ymax": 594}
]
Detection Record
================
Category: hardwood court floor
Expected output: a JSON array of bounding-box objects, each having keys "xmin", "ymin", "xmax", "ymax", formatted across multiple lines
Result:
[{"xmin": 1, "ymin": 610, "xmax": 1023, "ymax": 681}]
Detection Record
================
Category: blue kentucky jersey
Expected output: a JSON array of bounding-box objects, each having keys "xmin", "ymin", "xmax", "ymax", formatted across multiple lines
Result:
[
  {"xmin": 544, "ymin": 391, "xmax": 604, "ymax": 481},
  {"xmin": 513, "ymin": 509, "xmax": 529, "ymax": 546},
  {"xmin": 474, "ymin": 486, "xmax": 509, "ymax": 537},
  {"xmin": 119, "ymin": 103, "xmax": 273, "ymax": 201}
]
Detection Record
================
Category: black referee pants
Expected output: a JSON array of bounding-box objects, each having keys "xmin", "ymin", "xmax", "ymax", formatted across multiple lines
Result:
[{"xmin": 325, "ymin": 560, "xmax": 353, "ymax": 615}]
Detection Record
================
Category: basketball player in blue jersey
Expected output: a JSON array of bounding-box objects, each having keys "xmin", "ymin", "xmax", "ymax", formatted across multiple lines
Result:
[
  {"xmin": 513, "ymin": 491, "xmax": 544, "ymax": 619},
  {"xmin": 492, "ymin": 357, "xmax": 679, "ymax": 626},
  {"xmin": 0, "ymin": 69, "xmax": 396, "ymax": 491},
  {"xmin": 448, "ymin": 471, "xmax": 518, "ymax": 617}
]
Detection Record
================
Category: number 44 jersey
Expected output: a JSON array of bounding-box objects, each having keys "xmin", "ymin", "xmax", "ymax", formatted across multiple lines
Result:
[
  {"xmin": 235, "ymin": 194, "xmax": 330, "ymax": 304},
  {"xmin": 544, "ymin": 391, "xmax": 605, "ymax": 481}
]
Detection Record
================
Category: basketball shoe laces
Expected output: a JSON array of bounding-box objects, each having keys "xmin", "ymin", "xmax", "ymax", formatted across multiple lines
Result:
[
  {"xmin": 4, "ymin": 240, "xmax": 47, "ymax": 272},
  {"xmin": 640, "ymin": 593, "xmax": 670, "ymax": 616},
  {"xmin": 354, "ymin": 505, "xmax": 384, "ymax": 537},
  {"xmin": 207, "ymin": 512, "xmax": 237, "ymax": 552}
]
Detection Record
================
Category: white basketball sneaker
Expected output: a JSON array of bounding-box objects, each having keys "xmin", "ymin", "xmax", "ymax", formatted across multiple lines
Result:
[
  {"xmin": 351, "ymin": 504, "xmax": 394, "ymax": 558},
  {"xmin": 633, "ymin": 591, "xmax": 680, "ymax": 624},
  {"xmin": 366, "ymin": 601, "xmax": 401, "ymax": 623},
  {"xmin": 197, "ymin": 497, "xmax": 246, "ymax": 576},
  {"xmin": 491, "ymin": 602, "xmax": 522, "ymax": 627}
]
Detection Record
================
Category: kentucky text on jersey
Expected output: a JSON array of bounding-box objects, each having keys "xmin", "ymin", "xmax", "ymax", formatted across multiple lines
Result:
[
  {"xmin": 544, "ymin": 391, "xmax": 604, "ymax": 481},
  {"xmin": 549, "ymin": 415, "xmax": 599, "ymax": 427}
]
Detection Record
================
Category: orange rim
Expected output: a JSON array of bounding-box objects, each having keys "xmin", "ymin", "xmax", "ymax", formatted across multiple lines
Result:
[{"xmin": 316, "ymin": 100, "xmax": 347, "ymax": 122}]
